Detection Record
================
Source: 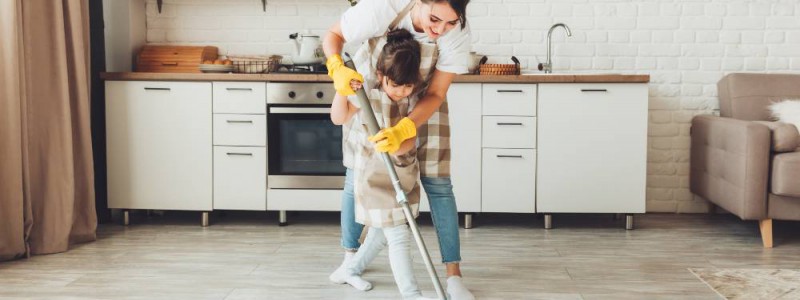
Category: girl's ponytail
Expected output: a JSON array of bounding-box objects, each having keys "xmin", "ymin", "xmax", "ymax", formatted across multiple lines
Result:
[{"xmin": 377, "ymin": 29, "xmax": 422, "ymax": 88}]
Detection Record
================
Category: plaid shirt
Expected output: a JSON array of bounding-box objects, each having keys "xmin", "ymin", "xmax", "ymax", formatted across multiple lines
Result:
[
  {"xmin": 341, "ymin": 5, "xmax": 451, "ymax": 178},
  {"xmin": 352, "ymin": 90, "xmax": 420, "ymax": 228}
]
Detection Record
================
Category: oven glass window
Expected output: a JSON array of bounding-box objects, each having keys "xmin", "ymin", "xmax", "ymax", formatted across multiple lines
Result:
[{"xmin": 269, "ymin": 112, "xmax": 345, "ymax": 176}]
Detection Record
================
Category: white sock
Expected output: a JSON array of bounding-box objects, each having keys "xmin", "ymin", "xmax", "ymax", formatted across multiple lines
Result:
[
  {"xmin": 329, "ymin": 251, "xmax": 355, "ymax": 284},
  {"xmin": 345, "ymin": 274, "xmax": 373, "ymax": 291},
  {"xmin": 446, "ymin": 276, "xmax": 475, "ymax": 300}
]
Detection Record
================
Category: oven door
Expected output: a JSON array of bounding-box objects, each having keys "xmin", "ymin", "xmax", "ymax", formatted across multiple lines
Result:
[{"xmin": 267, "ymin": 105, "xmax": 346, "ymax": 189}]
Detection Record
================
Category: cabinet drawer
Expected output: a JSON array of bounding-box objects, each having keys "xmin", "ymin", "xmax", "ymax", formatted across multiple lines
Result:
[
  {"xmin": 538, "ymin": 83, "xmax": 642, "ymax": 102},
  {"xmin": 213, "ymin": 146, "xmax": 266, "ymax": 211},
  {"xmin": 213, "ymin": 82, "xmax": 266, "ymax": 114},
  {"xmin": 213, "ymin": 114, "xmax": 266, "ymax": 146},
  {"xmin": 482, "ymin": 84, "xmax": 537, "ymax": 116},
  {"xmin": 481, "ymin": 148, "xmax": 536, "ymax": 213},
  {"xmin": 482, "ymin": 116, "xmax": 536, "ymax": 148}
]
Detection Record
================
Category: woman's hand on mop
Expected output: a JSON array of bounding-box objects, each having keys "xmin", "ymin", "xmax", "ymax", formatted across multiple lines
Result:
[{"xmin": 368, "ymin": 117, "xmax": 417, "ymax": 153}]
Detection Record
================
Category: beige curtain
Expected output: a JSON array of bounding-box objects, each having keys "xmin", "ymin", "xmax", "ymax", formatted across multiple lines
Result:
[{"xmin": 0, "ymin": 0, "xmax": 96, "ymax": 261}]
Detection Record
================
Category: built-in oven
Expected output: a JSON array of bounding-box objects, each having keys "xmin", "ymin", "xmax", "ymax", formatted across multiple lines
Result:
[{"xmin": 266, "ymin": 82, "xmax": 345, "ymax": 189}]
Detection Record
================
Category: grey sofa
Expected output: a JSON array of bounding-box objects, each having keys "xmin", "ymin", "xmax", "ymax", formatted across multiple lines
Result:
[{"xmin": 690, "ymin": 73, "xmax": 800, "ymax": 248}]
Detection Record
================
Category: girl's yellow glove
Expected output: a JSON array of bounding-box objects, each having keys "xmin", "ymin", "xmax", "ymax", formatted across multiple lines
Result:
[
  {"xmin": 368, "ymin": 117, "xmax": 417, "ymax": 153},
  {"xmin": 326, "ymin": 54, "xmax": 364, "ymax": 96}
]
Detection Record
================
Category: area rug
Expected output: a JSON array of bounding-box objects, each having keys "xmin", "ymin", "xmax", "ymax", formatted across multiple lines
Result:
[{"xmin": 689, "ymin": 268, "xmax": 800, "ymax": 299}]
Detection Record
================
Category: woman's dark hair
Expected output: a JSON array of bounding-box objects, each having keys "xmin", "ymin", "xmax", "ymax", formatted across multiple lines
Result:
[
  {"xmin": 375, "ymin": 29, "xmax": 422, "ymax": 89},
  {"xmin": 421, "ymin": 0, "xmax": 470, "ymax": 29}
]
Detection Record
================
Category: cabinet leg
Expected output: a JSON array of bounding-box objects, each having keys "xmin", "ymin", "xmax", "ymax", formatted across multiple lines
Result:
[
  {"xmin": 201, "ymin": 212, "xmax": 209, "ymax": 227},
  {"xmin": 626, "ymin": 214, "xmax": 634, "ymax": 230},
  {"xmin": 279, "ymin": 210, "xmax": 288, "ymax": 226},
  {"xmin": 544, "ymin": 214, "xmax": 552, "ymax": 229},
  {"xmin": 123, "ymin": 210, "xmax": 130, "ymax": 226},
  {"xmin": 464, "ymin": 213, "xmax": 473, "ymax": 229}
]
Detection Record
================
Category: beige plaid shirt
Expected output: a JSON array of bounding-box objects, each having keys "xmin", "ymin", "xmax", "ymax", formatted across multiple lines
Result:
[
  {"xmin": 352, "ymin": 90, "xmax": 420, "ymax": 228},
  {"xmin": 341, "ymin": 1, "xmax": 451, "ymax": 178}
]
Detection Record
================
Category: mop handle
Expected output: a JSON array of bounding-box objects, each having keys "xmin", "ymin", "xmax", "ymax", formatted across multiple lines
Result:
[{"xmin": 343, "ymin": 54, "xmax": 407, "ymax": 203}]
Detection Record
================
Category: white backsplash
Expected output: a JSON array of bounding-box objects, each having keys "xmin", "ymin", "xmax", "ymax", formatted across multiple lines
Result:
[{"xmin": 143, "ymin": 0, "xmax": 800, "ymax": 213}]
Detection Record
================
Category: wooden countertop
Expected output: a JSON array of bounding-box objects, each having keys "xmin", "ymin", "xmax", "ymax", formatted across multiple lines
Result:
[{"xmin": 100, "ymin": 72, "xmax": 650, "ymax": 83}]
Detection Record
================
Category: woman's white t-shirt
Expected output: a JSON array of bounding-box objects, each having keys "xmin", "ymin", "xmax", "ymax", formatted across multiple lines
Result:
[{"xmin": 340, "ymin": 0, "xmax": 471, "ymax": 75}]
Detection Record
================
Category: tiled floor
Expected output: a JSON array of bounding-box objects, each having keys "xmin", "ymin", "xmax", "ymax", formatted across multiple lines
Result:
[{"xmin": 1, "ymin": 212, "xmax": 798, "ymax": 299}]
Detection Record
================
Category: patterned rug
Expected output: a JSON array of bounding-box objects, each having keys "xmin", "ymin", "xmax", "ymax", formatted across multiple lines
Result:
[{"xmin": 690, "ymin": 268, "xmax": 800, "ymax": 299}]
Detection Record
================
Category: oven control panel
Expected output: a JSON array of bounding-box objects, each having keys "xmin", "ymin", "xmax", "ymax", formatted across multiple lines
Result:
[{"xmin": 267, "ymin": 82, "xmax": 336, "ymax": 105}]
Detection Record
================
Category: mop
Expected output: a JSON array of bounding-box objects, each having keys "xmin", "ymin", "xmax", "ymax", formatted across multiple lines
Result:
[{"xmin": 344, "ymin": 53, "xmax": 447, "ymax": 300}]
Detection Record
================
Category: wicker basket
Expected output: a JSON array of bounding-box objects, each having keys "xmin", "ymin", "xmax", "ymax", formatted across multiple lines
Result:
[
  {"xmin": 479, "ymin": 64, "xmax": 520, "ymax": 75},
  {"xmin": 478, "ymin": 56, "xmax": 520, "ymax": 75},
  {"xmin": 228, "ymin": 55, "xmax": 282, "ymax": 74}
]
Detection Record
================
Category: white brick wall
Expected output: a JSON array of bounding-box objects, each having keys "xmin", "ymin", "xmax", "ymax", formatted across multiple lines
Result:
[{"xmin": 144, "ymin": 0, "xmax": 800, "ymax": 213}]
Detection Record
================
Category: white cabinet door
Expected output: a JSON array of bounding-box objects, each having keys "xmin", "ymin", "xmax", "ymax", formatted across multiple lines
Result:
[
  {"xmin": 213, "ymin": 146, "xmax": 267, "ymax": 211},
  {"xmin": 481, "ymin": 148, "xmax": 536, "ymax": 213},
  {"xmin": 537, "ymin": 83, "xmax": 647, "ymax": 213},
  {"xmin": 419, "ymin": 83, "xmax": 482, "ymax": 213},
  {"xmin": 106, "ymin": 81, "xmax": 212, "ymax": 211}
]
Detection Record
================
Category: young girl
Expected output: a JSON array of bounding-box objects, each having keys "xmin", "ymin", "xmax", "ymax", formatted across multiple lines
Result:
[{"xmin": 329, "ymin": 29, "xmax": 435, "ymax": 300}]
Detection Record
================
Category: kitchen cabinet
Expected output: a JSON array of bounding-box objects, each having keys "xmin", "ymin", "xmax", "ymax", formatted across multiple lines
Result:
[
  {"xmin": 105, "ymin": 81, "xmax": 212, "ymax": 225},
  {"xmin": 212, "ymin": 82, "xmax": 267, "ymax": 211},
  {"xmin": 537, "ymin": 83, "xmax": 648, "ymax": 229},
  {"xmin": 102, "ymin": 74, "xmax": 648, "ymax": 229},
  {"xmin": 213, "ymin": 147, "xmax": 267, "ymax": 211},
  {"xmin": 480, "ymin": 84, "xmax": 538, "ymax": 214},
  {"xmin": 481, "ymin": 148, "xmax": 536, "ymax": 213}
]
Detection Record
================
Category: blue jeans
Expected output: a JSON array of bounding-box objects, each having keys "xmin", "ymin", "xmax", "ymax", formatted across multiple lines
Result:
[{"xmin": 341, "ymin": 168, "xmax": 462, "ymax": 264}]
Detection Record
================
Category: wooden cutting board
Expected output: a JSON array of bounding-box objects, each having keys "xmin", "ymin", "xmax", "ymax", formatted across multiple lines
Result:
[{"xmin": 136, "ymin": 45, "xmax": 218, "ymax": 73}]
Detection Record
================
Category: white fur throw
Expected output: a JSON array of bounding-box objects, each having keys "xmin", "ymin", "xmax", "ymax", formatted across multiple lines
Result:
[{"xmin": 769, "ymin": 100, "xmax": 800, "ymax": 132}]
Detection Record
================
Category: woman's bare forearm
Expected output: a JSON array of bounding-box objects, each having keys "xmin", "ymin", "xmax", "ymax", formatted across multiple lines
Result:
[
  {"xmin": 323, "ymin": 22, "xmax": 345, "ymax": 58},
  {"xmin": 408, "ymin": 69, "xmax": 456, "ymax": 127}
]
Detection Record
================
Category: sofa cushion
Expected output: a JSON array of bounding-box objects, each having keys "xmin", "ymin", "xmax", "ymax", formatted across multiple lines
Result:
[
  {"xmin": 772, "ymin": 151, "xmax": 800, "ymax": 197},
  {"xmin": 753, "ymin": 121, "xmax": 800, "ymax": 152},
  {"xmin": 718, "ymin": 73, "xmax": 800, "ymax": 121}
]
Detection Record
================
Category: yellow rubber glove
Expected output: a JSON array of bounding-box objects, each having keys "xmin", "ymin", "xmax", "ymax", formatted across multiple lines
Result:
[
  {"xmin": 368, "ymin": 117, "xmax": 417, "ymax": 153},
  {"xmin": 326, "ymin": 54, "xmax": 364, "ymax": 96}
]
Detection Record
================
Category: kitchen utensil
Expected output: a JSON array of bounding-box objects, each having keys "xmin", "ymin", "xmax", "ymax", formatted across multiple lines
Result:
[
  {"xmin": 468, "ymin": 52, "xmax": 486, "ymax": 74},
  {"xmin": 289, "ymin": 33, "xmax": 325, "ymax": 65}
]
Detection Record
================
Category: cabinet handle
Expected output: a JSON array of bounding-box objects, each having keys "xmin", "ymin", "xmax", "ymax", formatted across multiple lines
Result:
[
  {"xmin": 580, "ymin": 89, "xmax": 608, "ymax": 92},
  {"xmin": 497, "ymin": 90, "xmax": 524, "ymax": 93},
  {"xmin": 496, "ymin": 155, "xmax": 524, "ymax": 158},
  {"xmin": 497, "ymin": 122, "xmax": 524, "ymax": 126},
  {"xmin": 161, "ymin": 62, "xmax": 178, "ymax": 66},
  {"xmin": 226, "ymin": 152, "xmax": 253, "ymax": 156},
  {"xmin": 226, "ymin": 88, "xmax": 253, "ymax": 91},
  {"xmin": 226, "ymin": 120, "xmax": 253, "ymax": 124},
  {"xmin": 144, "ymin": 87, "xmax": 171, "ymax": 91}
]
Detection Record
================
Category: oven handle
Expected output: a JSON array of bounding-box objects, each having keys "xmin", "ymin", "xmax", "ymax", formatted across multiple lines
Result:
[{"xmin": 269, "ymin": 107, "xmax": 331, "ymax": 114}]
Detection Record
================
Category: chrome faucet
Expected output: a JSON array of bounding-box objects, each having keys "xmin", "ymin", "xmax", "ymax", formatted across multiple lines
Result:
[{"xmin": 538, "ymin": 23, "xmax": 572, "ymax": 74}]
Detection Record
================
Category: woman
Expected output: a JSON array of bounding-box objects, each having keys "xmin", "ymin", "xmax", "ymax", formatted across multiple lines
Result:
[{"xmin": 323, "ymin": 0, "xmax": 474, "ymax": 299}]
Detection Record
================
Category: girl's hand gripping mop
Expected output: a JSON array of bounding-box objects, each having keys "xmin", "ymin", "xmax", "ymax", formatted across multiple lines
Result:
[{"xmin": 344, "ymin": 54, "xmax": 447, "ymax": 300}]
